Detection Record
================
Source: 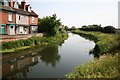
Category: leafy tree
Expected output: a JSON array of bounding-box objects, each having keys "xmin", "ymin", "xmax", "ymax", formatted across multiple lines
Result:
[
  {"xmin": 102, "ymin": 26, "xmax": 115, "ymax": 33},
  {"xmin": 71, "ymin": 26, "xmax": 77, "ymax": 30},
  {"xmin": 80, "ymin": 24, "xmax": 102, "ymax": 31},
  {"xmin": 38, "ymin": 14, "xmax": 61, "ymax": 36}
]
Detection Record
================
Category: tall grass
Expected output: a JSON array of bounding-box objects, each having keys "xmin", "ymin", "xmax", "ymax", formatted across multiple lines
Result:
[
  {"xmin": 71, "ymin": 30, "xmax": 118, "ymax": 55},
  {"xmin": 66, "ymin": 30, "xmax": 119, "ymax": 78},
  {"xmin": 66, "ymin": 53, "xmax": 119, "ymax": 78},
  {"xmin": 1, "ymin": 31, "xmax": 68, "ymax": 53}
]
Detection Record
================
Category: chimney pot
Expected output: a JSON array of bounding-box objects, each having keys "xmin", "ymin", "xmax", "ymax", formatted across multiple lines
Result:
[
  {"xmin": 21, "ymin": 0, "xmax": 26, "ymax": 11},
  {"xmin": 10, "ymin": 0, "xmax": 13, "ymax": 7}
]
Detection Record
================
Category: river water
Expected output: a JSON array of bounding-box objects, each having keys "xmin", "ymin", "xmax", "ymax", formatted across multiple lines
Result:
[{"xmin": 2, "ymin": 33, "xmax": 95, "ymax": 79}]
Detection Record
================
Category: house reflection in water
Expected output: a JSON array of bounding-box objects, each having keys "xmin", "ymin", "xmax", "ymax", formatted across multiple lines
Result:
[{"xmin": 2, "ymin": 54, "xmax": 39, "ymax": 79}]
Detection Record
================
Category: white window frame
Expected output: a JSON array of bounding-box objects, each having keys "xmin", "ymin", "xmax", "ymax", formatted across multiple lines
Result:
[
  {"xmin": 8, "ymin": 12, "xmax": 13, "ymax": 22},
  {"xmin": 4, "ymin": 0, "xmax": 9, "ymax": 6},
  {"xmin": 32, "ymin": 17, "xmax": 35, "ymax": 23},
  {"xmin": 14, "ymin": 2, "xmax": 19, "ymax": 9}
]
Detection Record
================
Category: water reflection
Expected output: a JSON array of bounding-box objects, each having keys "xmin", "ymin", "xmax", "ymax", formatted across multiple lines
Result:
[
  {"xmin": 2, "ymin": 33, "xmax": 95, "ymax": 79},
  {"xmin": 2, "ymin": 44, "xmax": 60, "ymax": 79},
  {"xmin": 39, "ymin": 45, "xmax": 60, "ymax": 68},
  {"xmin": 2, "ymin": 54, "xmax": 39, "ymax": 79}
]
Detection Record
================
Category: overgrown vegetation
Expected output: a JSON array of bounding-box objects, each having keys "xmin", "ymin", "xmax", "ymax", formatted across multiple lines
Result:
[
  {"xmin": 1, "ymin": 30, "xmax": 68, "ymax": 53},
  {"xmin": 71, "ymin": 30, "xmax": 118, "ymax": 56},
  {"xmin": 67, "ymin": 24, "xmax": 116, "ymax": 34},
  {"xmin": 66, "ymin": 53, "xmax": 119, "ymax": 78},
  {"xmin": 66, "ymin": 29, "xmax": 120, "ymax": 78}
]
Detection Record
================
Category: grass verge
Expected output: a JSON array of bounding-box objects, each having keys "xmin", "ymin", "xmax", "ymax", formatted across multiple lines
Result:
[
  {"xmin": 1, "ymin": 31, "xmax": 68, "ymax": 53},
  {"xmin": 66, "ymin": 53, "xmax": 119, "ymax": 78},
  {"xmin": 71, "ymin": 30, "xmax": 118, "ymax": 56},
  {"xmin": 66, "ymin": 30, "xmax": 120, "ymax": 78}
]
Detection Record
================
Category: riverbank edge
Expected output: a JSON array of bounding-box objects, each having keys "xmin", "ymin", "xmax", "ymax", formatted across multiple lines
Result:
[
  {"xmin": 1, "ymin": 32, "xmax": 68, "ymax": 53},
  {"xmin": 66, "ymin": 30, "xmax": 119, "ymax": 78},
  {"xmin": 71, "ymin": 30, "xmax": 119, "ymax": 56}
]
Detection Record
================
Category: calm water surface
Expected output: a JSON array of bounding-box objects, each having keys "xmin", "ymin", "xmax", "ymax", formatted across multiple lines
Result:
[{"xmin": 2, "ymin": 33, "xmax": 95, "ymax": 79}]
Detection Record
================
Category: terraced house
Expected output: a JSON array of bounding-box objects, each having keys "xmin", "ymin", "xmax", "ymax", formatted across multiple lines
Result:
[{"xmin": 0, "ymin": 0, "xmax": 38, "ymax": 35}]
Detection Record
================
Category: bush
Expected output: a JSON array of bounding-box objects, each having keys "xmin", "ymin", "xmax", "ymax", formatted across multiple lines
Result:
[
  {"xmin": 79, "ymin": 25, "xmax": 116, "ymax": 34},
  {"xmin": 80, "ymin": 24, "xmax": 103, "ymax": 32},
  {"xmin": 71, "ymin": 30, "xmax": 118, "ymax": 56},
  {"xmin": 2, "ymin": 30, "xmax": 68, "ymax": 51},
  {"xmin": 66, "ymin": 53, "xmax": 119, "ymax": 78},
  {"xmin": 38, "ymin": 14, "xmax": 61, "ymax": 36},
  {"xmin": 102, "ymin": 26, "xmax": 116, "ymax": 33}
]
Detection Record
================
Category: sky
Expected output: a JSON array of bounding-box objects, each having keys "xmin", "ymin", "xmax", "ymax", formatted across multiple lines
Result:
[{"xmin": 18, "ymin": 0, "xmax": 119, "ymax": 28}]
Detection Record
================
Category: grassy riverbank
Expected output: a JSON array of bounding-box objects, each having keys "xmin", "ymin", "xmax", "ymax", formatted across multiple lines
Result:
[
  {"xmin": 71, "ymin": 30, "xmax": 119, "ymax": 56},
  {"xmin": 66, "ymin": 53, "xmax": 119, "ymax": 78},
  {"xmin": 1, "ymin": 31, "xmax": 68, "ymax": 53},
  {"xmin": 66, "ymin": 30, "xmax": 120, "ymax": 78}
]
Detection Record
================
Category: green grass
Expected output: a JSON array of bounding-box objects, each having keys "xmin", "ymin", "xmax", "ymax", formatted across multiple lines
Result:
[
  {"xmin": 66, "ymin": 30, "xmax": 120, "ymax": 78},
  {"xmin": 1, "ymin": 30, "xmax": 68, "ymax": 53},
  {"xmin": 71, "ymin": 30, "xmax": 118, "ymax": 55},
  {"xmin": 0, "ymin": 46, "xmax": 31, "ymax": 53},
  {"xmin": 66, "ymin": 53, "xmax": 119, "ymax": 78}
]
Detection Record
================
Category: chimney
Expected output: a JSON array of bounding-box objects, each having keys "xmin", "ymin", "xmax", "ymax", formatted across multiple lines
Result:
[
  {"xmin": 30, "ymin": 6, "xmax": 32, "ymax": 12},
  {"xmin": 21, "ymin": 0, "xmax": 26, "ymax": 11},
  {"xmin": 10, "ymin": 0, "xmax": 13, "ymax": 7}
]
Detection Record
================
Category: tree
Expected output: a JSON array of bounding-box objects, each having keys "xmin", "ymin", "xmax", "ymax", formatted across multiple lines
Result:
[
  {"xmin": 102, "ymin": 26, "xmax": 115, "ymax": 33},
  {"xmin": 38, "ymin": 14, "xmax": 61, "ymax": 36},
  {"xmin": 71, "ymin": 26, "xmax": 77, "ymax": 30},
  {"xmin": 64, "ymin": 26, "xmax": 70, "ymax": 30}
]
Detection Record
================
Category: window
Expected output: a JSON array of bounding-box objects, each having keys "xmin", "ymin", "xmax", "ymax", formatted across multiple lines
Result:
[
  {"xmin": 0, "ymin": 2, "xmax": 2, "ymax": 5},
  {"xmin": 11, "ymin": 26, "xmax": 13, "ymax": 28},
  {"xmin": 32, "ymin": 17, "xmax": 34, "ymax": 23},
  {"xmin": 28, "ymin": 6, "xmax": 31, "ymax": 12},
  {"xmin": 19, "ymin": 16, "xmax": 20, "ymax": 20},
  {"xmin": 4, "ymin": 0, "xmax": 9, "ymax": 6},
  {"xmin": 14, "ymin": 2, "xmax": 18, "ymax": 9},
  {"xmin": 8, "ymin": 12, "xmax": 12, "ymax": 21}
]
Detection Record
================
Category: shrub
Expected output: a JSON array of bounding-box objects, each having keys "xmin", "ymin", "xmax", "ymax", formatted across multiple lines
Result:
[
  {"xmin": 66, "ymin": 54, "xmax": 119, "ymax": 78},
  {"xmin": 2, "ymin": 30, "xmax": 68, "ymax": 51},
  {"xmin": 102, "ymin": 26, "xmax": 116, "ymax": 33},
  {"xmin": 71, "ymin": 30, "xmax": 118, "ymax": 56}
]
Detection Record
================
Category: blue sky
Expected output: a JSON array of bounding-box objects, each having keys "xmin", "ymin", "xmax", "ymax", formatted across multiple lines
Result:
[{"xmin": 20, "ymin": 0, "xmax": 119, "ymax": 28}]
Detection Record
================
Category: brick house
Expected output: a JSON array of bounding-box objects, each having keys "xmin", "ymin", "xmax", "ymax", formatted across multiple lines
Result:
[
  {"xmin": 0, "ymin": 0, "xmax": 16, "ymax": 35},
  {"xmin": 0, "ymin": 0, "xmax": 38, "ymax": 35}
]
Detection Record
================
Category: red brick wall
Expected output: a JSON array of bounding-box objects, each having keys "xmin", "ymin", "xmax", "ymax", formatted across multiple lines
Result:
[
  {"xmin": 0, "ymin": 11, "xmax": 16, "ymax": 24},
  {"xmin": 29, "ymin": 16, "xmax": 38, "ymax": 25},
  {"xmin": 0, "ymin": 11, "xmax": 8, "ymax": 24},
  {"xmin": 0, "ymin": 11, "xmax": 16, "ymax": 34}
]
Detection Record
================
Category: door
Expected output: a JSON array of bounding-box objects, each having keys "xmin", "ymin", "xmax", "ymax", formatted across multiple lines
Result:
[
  {"xmin": 10, "ymin": 26, "xmax": 15, "ymax": 35},
  {"xmin": 10, "ymin": 26, "xmax": 14, "ymax": 35},
  {"xmin": 24, "ymin": 27, "xmax": 28, "ymax": 34},
  {"xmin": 1, "ymin": 26, "xmax": 5, "ymax": 34}
]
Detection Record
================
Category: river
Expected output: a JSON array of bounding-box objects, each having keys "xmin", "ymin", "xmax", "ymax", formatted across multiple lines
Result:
[{"xmin": 2, "ymin": 33, "xmax": 95, "ymax": 79}]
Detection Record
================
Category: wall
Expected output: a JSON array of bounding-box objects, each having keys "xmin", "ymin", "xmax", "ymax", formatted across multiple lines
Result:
[
  {"xmin": 0, "ymin": 10, "xmax": 16, "ymax": 35},
  {"xmin": 29, "ymin": 16, "xmax": 38, "ymax": 25},
  {"xmin": 0, "ymin": 11, "xmax": 16, "ymax": 24},
  {"xmin": 16, "ymin": 14, "xmax": 29, "ymax": 25}
]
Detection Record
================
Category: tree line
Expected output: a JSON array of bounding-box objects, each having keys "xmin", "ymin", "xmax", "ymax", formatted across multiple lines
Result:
[{"xmin": 66, "ymin": 24, "xmax": 116, "ymax": 34}]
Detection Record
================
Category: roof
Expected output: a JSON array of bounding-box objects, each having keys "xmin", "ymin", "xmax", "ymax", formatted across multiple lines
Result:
[
  {"xmin": 13, "ymin": 8, "xmax": 38, "ymax": 16},
  {"xmin": 29, "ymin": 10, "xmax": 38, "ymax": 17},
  {"xmin": 0, "ymin": 5, "xmax": 15, "ymax": 12},
  {"xmin": 13, "ymin": 8, "xmax": 30, "ymax": 15},
  {"xmin": 0, "ymin": 2, "xmax": 38, "ymax": 17}
]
